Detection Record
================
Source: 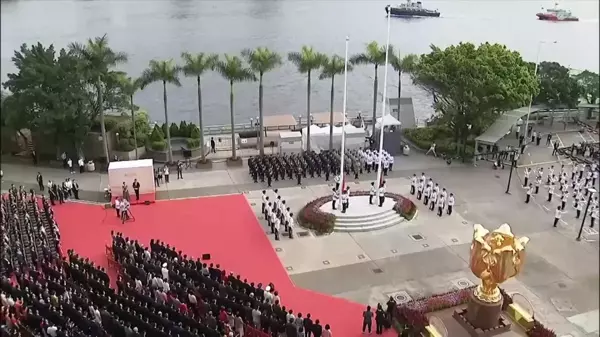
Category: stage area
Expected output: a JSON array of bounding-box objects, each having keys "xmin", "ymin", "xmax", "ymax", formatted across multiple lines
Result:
[
  {"xmin": 53, "ymin": 195, "xmax": 396, "ymax": 337},
  {"xmin": 320, "ymin": 195, "xmax": 396, "ymax": 216}
]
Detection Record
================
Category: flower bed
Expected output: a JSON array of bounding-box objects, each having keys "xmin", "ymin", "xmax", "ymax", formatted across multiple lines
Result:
[
  {"xmin": 297, "ymin": 191, "xmax": 418, "ymax": 234},
  {"xmin": 393, "ymin": 287, "xmax": 557, "ymax": 337}
]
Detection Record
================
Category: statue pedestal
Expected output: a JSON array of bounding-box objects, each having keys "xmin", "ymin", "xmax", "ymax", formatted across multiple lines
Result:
[{"xmin": 453, "ymin": 292, "xmax": 511, "ymax": 337}]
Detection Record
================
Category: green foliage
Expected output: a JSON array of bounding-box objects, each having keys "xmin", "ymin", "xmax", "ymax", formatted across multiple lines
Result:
[
  {"xmin": 179, "ymin": 121, "xmax": 189, "ymax": 137},
  {"xmin": 533, "ymin": 61, "xmax": 581, "ymax": 109},
  {"xmin": 190, "ymin": 124, "xmax": 201, "ymax": 139},
  {"xmin": 117, "ymin": 138, "xmax": 135, "ymax": 152},
  {"xmin": 169, "ymin": 123, "xmax": 180, "ymax": 138},
  {"xmin": 161, "ymin": 123, "xmax": 168, "ymax": 137},
  {"xmin": 150, "ymin": 140, "xmax": 167, "ymax": 151},
  {"xmin": 414, "ymin": 42, "xmax": 538, "ymax": 154},
  {"xmin": 133, "ymin": 110, "xmax": 151, "ymax": 138},
  {"xmin": 404, "ymin": 127, "xmax": 474, "ymax": 157},
  {"xmin": 575, "ymin": 70, "xmax": 600, "ymax": 105},
  {"xmin": 115, "ymin": 121, "xmax": 132, "ymax": 138},
  {"xmin": 150, "ymin": 124, "xmax": 164, "ymax": 142},
  {"xmin": 186, "ymin": 138, "xmax": 200, "ymax": 149}
]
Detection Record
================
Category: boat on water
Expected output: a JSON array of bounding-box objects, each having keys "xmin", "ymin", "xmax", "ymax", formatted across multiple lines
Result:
[
  {"xmin": 386, "ymin": 0, "xmax": 440, "ymax": 18},
  {"xmin": 536, "ymin": 2, "xmax": 579, "ymax": 21}
]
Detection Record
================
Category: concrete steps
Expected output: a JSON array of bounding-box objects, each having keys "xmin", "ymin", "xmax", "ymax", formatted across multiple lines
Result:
[{"xmin": 334, "ymin": 209, "xmax": 404, "ymax": 232}]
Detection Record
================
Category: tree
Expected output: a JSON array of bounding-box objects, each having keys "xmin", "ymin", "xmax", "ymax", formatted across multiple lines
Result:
[
  {"xmin": 288, "ymin": 46, "xmax": 327, "ymax": 152},
  {"xmin": 533, "ymin": 61, "xmax": 581, "ymax": 110},
  {"xmin": 3, "ymin": 43, "xmax": 94, "ymax": 155},
  {"xmin": 69, "ymin": 34, "xmax": 128, "ymax": 163},
  {"xmin": 139, "ymin": 59, "xmax": 182, "ymax": 163},
  {"xmin": 414, "ymin": 42, "xmax": 538, "ymax": 156},
  {"xmin": 181, "ymin": 52, "xmax": 218, "ymax": 162},
  {"xmin": 350, "ymin": 41, "xmax": 389, "ymax": 137},
  {"xmin": 242, "ymin": 47, "xmax": 282, "ymax": 156},
  {"xmin": 117, "ymin": 75, "xmax": 143, "ymax": 159},
  {"xmin": 574, "ymin": 70, "xmax": 599, "ymax": 119},
  {"xmin": 319, "ymin": 55, "xmax": 352, "ymax": 150},
  {"xmin": 215, "ymin": 54, "xmax": 256, "ymax": 159},
  {"xmin": 389, "ymin": 51, "xmax": 419, "ymax": 121}
]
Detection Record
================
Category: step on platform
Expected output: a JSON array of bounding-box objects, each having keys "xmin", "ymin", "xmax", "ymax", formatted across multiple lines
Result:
[{"xmin": 319, "ymin": 195, "xmax": 405, "ymax": 232}]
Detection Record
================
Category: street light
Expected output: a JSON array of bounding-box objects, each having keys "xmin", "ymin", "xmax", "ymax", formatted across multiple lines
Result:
[
  {"xmin": 524, "ymin": 40, "xmax": 558, "ymax": 136},
  {"xmin": 576, "ymin": 187, "xmax": 597, "ymax": 241}
]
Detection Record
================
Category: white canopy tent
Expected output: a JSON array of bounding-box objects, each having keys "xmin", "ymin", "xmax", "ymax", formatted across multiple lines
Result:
[
  {"xmin": 303, "ymin": 124, "xmax": 366, "ymax": 152},
  {"xmin": 375, "ymin": 114, "xmax": 402, "ymax": 129}
]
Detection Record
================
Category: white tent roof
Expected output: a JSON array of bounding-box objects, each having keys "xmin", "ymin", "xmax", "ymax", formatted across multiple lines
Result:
[
  {"xmin": 375, "ymin": 114, "xmax": 402, "ymax": 129},
  {"xmin": 279, "ymin": 131, "xmax": 302, "ymax": 139},
  {"xmin": 303, "ymin": 124, "xmax": 326, "ymax": 134}
]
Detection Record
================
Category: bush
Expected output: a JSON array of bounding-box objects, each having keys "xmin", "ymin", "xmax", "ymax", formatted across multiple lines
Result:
[
  {"xmin": 104, "ymin": 118, "xmax": 119, "ymax": 131},
  {"xmin": 115, "ymin": 121, "xmax": 132, "ymax": 138},
  {"xmin": 134, "ymin": 110, "xmax": 152, "ymax": 139},
  {"xmin": 150, "ymin": 124, "xmax": 165, "ymax": 142},
  {"xmin": 179, "ymin": 121, "xmax": 190, "ymax": 137},
  {"xmin": 186, "ymin": 138, "xmax": 200, "ymax": 149},
  {"xmin": 135, "ymin": 133, "xmax": 148, "ymax": 147},
  {"xmin": 190, "ymin": 124, "xmax": 201, "ymax": 139},
  {"xmin": 150, "ymin": 140, "xmax": 167, "ymax": 151},
  {"xmin": 161, "ymin": 123, "xmax": 168, "ymax": 137},
  {"xmin": 169, "ymin": 123, "xmax": 180, "ymax": 138},
  {"xmin": 117, "ymin": 138, "xmax": 135, "ymax": 152}
]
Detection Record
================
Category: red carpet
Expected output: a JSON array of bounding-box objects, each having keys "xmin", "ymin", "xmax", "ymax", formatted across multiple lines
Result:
[{"xmin": 54, "ymin": 195, "xmax": 396, "ymax": 337}]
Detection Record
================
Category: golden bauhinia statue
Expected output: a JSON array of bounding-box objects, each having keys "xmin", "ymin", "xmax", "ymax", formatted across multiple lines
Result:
[{"xmin": 470, "ymin": 224, "xmax": 529, "ymax": 303}]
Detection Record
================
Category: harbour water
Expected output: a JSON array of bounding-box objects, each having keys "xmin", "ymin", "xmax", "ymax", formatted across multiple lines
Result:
[{"xmin": 1, "ymin": 0, "xmax": 598, "ymax": 126}]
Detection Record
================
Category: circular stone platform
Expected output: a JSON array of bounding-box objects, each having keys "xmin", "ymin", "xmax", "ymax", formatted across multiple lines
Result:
[{"xmin": 319, "ymin": 195, "xmax": 405, "ymax": 232}]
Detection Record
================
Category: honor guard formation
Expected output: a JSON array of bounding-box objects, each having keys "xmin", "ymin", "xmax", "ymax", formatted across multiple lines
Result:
[
  {"xmin": 262, "ymin": 189, "xmax": 296, "ymax": 240},
  {"xmin": 410, "ymin": 172, "xmax": 456, "ymax": 217},
  {"xmin": 248, "ymin": 148, "xmax": 394, "ymax": 186},
  {"xmin": 521, "ymin": 162, "xmax": 599, "ymax": 228}
]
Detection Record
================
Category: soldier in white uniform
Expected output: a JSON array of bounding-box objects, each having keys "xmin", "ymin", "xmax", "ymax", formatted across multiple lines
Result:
[
  {"xmin": 341, "ymin": 189, "xmax": 350, "ymax": 213},
  {"xmin": 261, "ymin": 190, "xmax": 268, "ymax": 215},
  {"xmin": 288, "ymin": 213, "xmax": 295, "ymax": 239},
  {"xmin": 410, "ymin": 174, "xmax": 417, "ymax": 195},
  {"xmin": 369, "ymin": 182, "xmax": 376, "ymax": 205},
  {"xmin": 382, "ymin": 157, "xmax": 389, "ymax": 176},
  {"xmin": 417, "ymin": 180, "xmax": 424, "ymax": 200},
  {"xmin": 447, "ymin": 193, "xmax": 455, "ymax": 215},
  {"xmin": 332, "ymin": 188, "xmax": 339, "ymax": 210},
  {"xmin": 423, "ymin": 184, "xmax": 431, "ymax": 206},
  {"xmin": 429, "ymin": 189, "xmax": 438, "ymax": 211},
  {"xmin": 378, "ymin": 183, "xmax": 386, "ymax": 207},
  {"xmin": 273, "ymin": 216, "xmax": 281, "ymax": 240},
  {"xmin": 366, "ymin": 153, "xmax": 373, "ymax": 173},
  {"xmin": 437, "ymin": 194, "xmax": 446, "ymax": 217}
]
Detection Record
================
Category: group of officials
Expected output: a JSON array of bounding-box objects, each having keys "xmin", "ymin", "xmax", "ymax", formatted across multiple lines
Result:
[
  {"xmin": 38, "ymin": 173, "xmax": 80, "ymax": 206},
  {"xmin": 262, "ymin": 189, "xmax": 296, "ymax": 240},
  {"xmin": 410, "ymin": 173, "xmax": 456, "ymax": 217},
  {"xmin": 521, "ymin": 163, "xmax": 600, "ymax": 228}
]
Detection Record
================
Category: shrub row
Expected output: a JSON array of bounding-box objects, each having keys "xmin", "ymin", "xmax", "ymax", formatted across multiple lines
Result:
[
  {"xmin": 297, "ymin": 191, "xmax": 418, "ymax": 234},
  {"xmin": 394, "ymin": 287, "xmax": 557, "ymax": 337}
]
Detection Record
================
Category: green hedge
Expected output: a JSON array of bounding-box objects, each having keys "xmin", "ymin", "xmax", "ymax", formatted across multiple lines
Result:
[
  {"xmin": 404, "ymin": 126, "xmax": 475, "ymax": 158},
  {"xmin": 150, "ymin": 124, "xmax": 165, "ymax": 142},
  {"xmin": 190, "ymin": 125, "xmax": 201, "ymax": 139},
  {"xmin": 150, "ymin": 140, "xmax": 167, "ymax": 151},
  {"xmin": 186, "ymin": 138, "xmax": 200, "ymax": 149},
  {"xmin": 117, "ymin": 138, "xmax": 135, "ymax": 152}
]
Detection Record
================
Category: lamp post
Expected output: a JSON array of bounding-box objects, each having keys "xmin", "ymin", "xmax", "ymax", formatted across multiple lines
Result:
[
  {"xmin": 524, "ymin": 40, "xmax": 557, "ymax": 136},
  {"xmin": 375, "ymin": 4, "xmax": 392, "ymax": 196},
  {"xmin": 505, "ymin": 150, "xmax": 517, "ymax": 194},
  {"xmin": 576, "ymin": 187, "xmax": 597, "ymax": 241}
]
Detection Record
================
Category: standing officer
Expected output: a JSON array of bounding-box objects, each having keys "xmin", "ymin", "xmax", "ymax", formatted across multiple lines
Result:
[
  {"xmin": 369, "ymin": 182, "xmax": 376, "ymax": 205},
  {"xmin": 133, "ymin": 179, "xmax": 141, "ymax": 201},
  {"xmin": 378, "ymin": 182, "xmax": 386, "ymax": 207},
  {"xmin": 36, "ymin": 172, "xmax": 44, "ymax": 191}
]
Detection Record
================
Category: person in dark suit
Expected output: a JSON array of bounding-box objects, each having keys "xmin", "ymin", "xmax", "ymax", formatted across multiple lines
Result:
[{"xmin": 132, "ymin": 179, "xmax": 140, "ymax": 201}]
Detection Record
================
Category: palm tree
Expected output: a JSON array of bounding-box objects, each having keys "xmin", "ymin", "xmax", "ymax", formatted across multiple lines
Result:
[
  {"xmin": 118, "ymin": 76, "xmax": 143, "ymax": 159},
  {"xmin": 350, "ymin": 41, "xmax": 389, "ymax": 137},
  {"xmin": 320, "ymin": 55, "xmax": 353, "ymax": 150},
  {"xmin": 288, "ymin": 46, "xmax": 327, "ymax": 152},
  {"xmin": 389, "ymin": 52, "xmax": 419, "ymax": 121},
  {"xmin": 181, "ymin": 52, "xmax": 219, "ymax": 162},
  {"xmin": 139, "ymin": 59, "xmax": 182, "ymax": 163},
  {"xmin": 69, "ymin": 34, "xmax": 128, "ymax": 163},
  {"xmin": 241, "ymin": 47, "xmax": 282, "ymax": 156},
  {"xmin": 215, "ymin": 54, "xmax": 256, "ymax": 159}
]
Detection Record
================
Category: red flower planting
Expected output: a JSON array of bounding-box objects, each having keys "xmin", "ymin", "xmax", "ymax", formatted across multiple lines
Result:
[{"xmin": 297, "ymin": 191, "xmax": 418, "ymax": 234}]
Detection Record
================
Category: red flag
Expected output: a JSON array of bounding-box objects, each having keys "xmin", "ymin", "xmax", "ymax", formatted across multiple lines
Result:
[{"xmin": 380, "ymin": 174, "xmax": 384, "ymax": 187}]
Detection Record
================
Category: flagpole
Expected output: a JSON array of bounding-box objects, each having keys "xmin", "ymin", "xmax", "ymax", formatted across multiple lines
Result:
[
  {"xmin": 339, "ymin": 36, "xmax": 350, "ymax": 191},
  {"xmin": 375, "ymin": 5, "xmax": 392, "ymax": 195}
]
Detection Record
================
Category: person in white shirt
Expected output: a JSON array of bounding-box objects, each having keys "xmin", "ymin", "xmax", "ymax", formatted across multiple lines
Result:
[
  {"xmin": 273, "ymin": 217, "xmax": 281, "ymax": 241},
  {"xmin": 331, "ymin": 188, "xmax": 339, "ymax": 210},
  {"xmin": 590, "ymin": 206, "xmax": 598, "ymax": 228},
  {"xmin": 561, "ymin": 192, "xmax": 568, "ymax": 210},
  {"xmin": 163, "ymin": 165, "xmax": 170, "ymax": 183},
  {"xmin": 575, "ymin": 200, "xmax": 584, "ymax": 219},
  {"xmin": 378, "ymin": 183, "xmax": 386, "ymax": 207},
  {"xmin": 535, "ymin": 176, "xmax": 542, "ymax": 194},
  {"xmin": 547, "ymin": 166, "xmax": 555, "ymax": 184},
  {"xmin": 523, "ymin": 168, "xmax": 531, "ymax": 187},
  {"xmin": 426, "ymin": 142, "xmax": 437, "ymax": 157},
  {"xmin": 269, "ymin": 208, "xmax": 276, "ymax": 234},
  {"xmin": 546, "ymin": 183, "xmax": 555, "ymax": 202},
  {"xmin": 341, "ymin": 188, "xmax": 350, "ymax": 213},
  {"xmin": 410, "ymin": 174, "xmax": 417, "ymax": 195},
  {"xmin": 67, "ymin": 158, "xmax": 74, "ymax": 174},
  {"xmin": 554, "ymin": 206, "xmax": 566, "ymax": 227},
  {"xmin": 115, "ymin": 198, "xmax": 122, "ymax": 218},
  {"xmin": 161, "ymin": 263, "xmax": 169, "ymax": 281},
  {"xmin": 429, "ymin": 189, "xmax": 438, "ymax": 211},
  {"xmin": 382, "ymin": 158, "xmax": 389, "ymax": 176},
  {"xmin": 417, "ymin": 181, "xmax": 424, "ymax": 200},
  {"xmin": 261, "ymin": 190, "xmax": 268, "ymax": 215},
  {"xmin": 288, "ymin": 213, "xmax": 295, "ymax": 239},
  {"xmin": 389, "ymin": 156, "xmax": 394, "ymax": 171},
  {"xmin": 366, "ymin": 154, "xmax": 373, "ymax": 173},
  {"xmin": 524, "ymin": 183, "xmax": 533, "ymax": 204},
  {"xmin": 78, "ymin": 158, "xmax": 85, "ymax": 173},
  {"xmin": 447, "ymin": 193, "xmax": 455, "ymax": 215},
  {"xmin": 423, "ymin": 184, "xmax": 431, "ymax": 206},
  {"xmin": 334, "ymin": 174, "xmax": 341, "ymax": 191},
  {"xmin": 437, "ymin": 195, "xmax": 446, "ymax": 217},
  {"xmin": 120, "ymin": 199, "xmax": 130, "ymax": 223},
  {"xmin": 369, "ymin": 182, "xmax": 376, "ymax": 205},
  {"xmin": 47, "ymin": 325, "xmax": 59, "ymax": 337}
]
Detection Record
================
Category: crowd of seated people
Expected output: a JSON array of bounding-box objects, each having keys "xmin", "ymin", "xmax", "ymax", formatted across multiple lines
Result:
[
  {"xmin": 112, "ymin": 232, "xmax": 333, "ymax": 337},
  {"xmin": 0, "ymin": 185, "xmax": 334, "ymax": 337}
]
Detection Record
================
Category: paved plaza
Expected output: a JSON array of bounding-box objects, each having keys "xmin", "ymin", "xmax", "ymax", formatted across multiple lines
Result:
[{"xmin": 1, "ymin": 143, "xmax": 599, "ymax": 336}]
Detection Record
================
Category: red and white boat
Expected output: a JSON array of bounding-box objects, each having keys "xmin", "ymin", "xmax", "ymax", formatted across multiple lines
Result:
[{"xmin": 536, "ymin": 2, "xmax": 579, "ymax": 21}]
